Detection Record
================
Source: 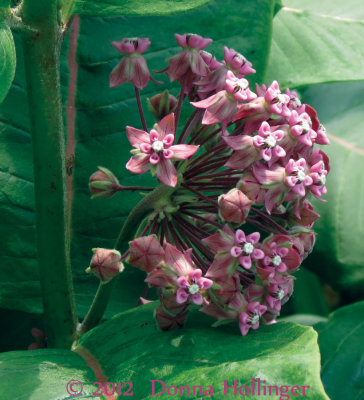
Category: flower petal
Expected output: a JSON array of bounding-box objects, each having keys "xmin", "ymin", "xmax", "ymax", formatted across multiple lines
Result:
[
  {"xmin": 191, "ymin": 292, "xmax": 204, "ymax": 305},
  {"xmin": 156, "ymin": 113, "xmax": 175, "ymax": 138},
  {"xmin": 126, "ymin": 153, "xmax": 150, "ymax": 174},
  {"xmin": 126, "ymin": 126, "xmax": 150, "ymax": 148},
  {"xmin": 156, "ymin": 158, "xmax": 178, "ymax": 187},
  {"xmin": 239, "ymin": 255, "xmax": 252, "ymax": 269},
  {"xmin": 169, "ymin": 144, "xmax": 199, "ymax": 160},
  {"xmin": 164, "ymin": 243, "xmax": 193, "ymax": 276},
  {"xmin": 176, "ymin": 288, "xmax": 189, "ymax": 304}
]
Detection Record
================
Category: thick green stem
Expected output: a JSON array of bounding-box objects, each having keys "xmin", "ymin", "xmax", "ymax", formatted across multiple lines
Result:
[
  {"xmin": 21, "ymin": 0, "xmax": 77, "ymax": 348},
  {"xmin": 78, "ymin": 184, "xmax": 176, "ymax": 337}
]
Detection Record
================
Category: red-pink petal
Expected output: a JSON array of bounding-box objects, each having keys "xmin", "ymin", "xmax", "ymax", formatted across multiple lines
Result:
[
  {"xmin": 126, "ymin": 153, "xmax": 150, "ymax": 174},
  {"xmin": 164, "ymin": 243, "xmax": 193, "ymax": 276},
  {"xmin": 156, "ymin": 113, "xmax": 175, "ymax": 138},
  {"xmin": 191, "ymin": 292, "xmax": 204, "ymax": 305},
  {"xmin": 169, "ymin": 144, "xmax": 199, "ymax": 160},
  {"xmin": 126, "ymin": 126, "xmax": 150, "ymax": 148},
  {"xmin": 156, "ymin": 158, "xmax": 178, "ymax": 187},
  {"xmin": 176, "ymin": 288, "xmax": 189, "ymax": 303}
]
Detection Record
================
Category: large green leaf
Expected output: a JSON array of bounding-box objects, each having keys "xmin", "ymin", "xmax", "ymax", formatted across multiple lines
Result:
[
  {"xmin": 266, "ymin": 0, "xmax": 364, "ymax": 87},
  {"xmin": 0, "ymin": 23, "xmax": 15, "ymax": 103},
  {"xmin": 76, "ymin": 303, "xmax": 329, "ymax": 400},
  {"xmin": 0, "ymin": 349, "xmax": 97, "ymax": 399},
  {"xmin": 314, "ymin": 301, "xmax": 364, "ymax": 400},
  {"xmin": 73, "ymin": 0, "xmax": 213, "ymax": 17},
  {"xmin": 0, "ymin": 304, "xmax": 329, "ymax": 399},
  {"xmin": 0, "ymin": 0, "xmax": 274, "ymax": 317},
  {"xmin": 300, "ymin": 82, "xmax": 364, "ymax": 295}
]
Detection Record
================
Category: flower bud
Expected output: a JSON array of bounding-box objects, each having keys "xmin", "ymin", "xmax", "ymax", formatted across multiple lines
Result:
[
  {"xmin": 147, "ymin": 90, "xmax": 178, "ymax": 121},
  {"xmin": 89, "ymin": 167, "xmax": 120, "ymax": 199},
  {"xmin": 155, "ymin": 305, "xmax": 188, "ymax": 331},
  {"xmin": 291, "ymin": 200, "xmax": 320, "ymax": 228},
  {"xmin": 218, "ymin": 188, "xmax": 251, "ymax": 223},
  {"xmin": 238, "ymin": 173, "xmax": 266, "ymax": 204},
  {"xmin": 86, "ymin": 248, "xmax": 124, "ymax": 282},
  {"xmin": 291, "ymin": 230, "xmax": 316, "ymax": 260}
]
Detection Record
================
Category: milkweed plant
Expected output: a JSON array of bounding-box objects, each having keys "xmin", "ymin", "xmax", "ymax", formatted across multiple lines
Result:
[{"xmin": 88, "ymin": 33, "xmax": 330, "ymax": 337}]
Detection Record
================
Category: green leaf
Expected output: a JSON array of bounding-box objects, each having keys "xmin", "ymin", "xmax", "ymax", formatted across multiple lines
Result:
[
  {"xmin": 0, "ymin": 305, "xmax": 330, "ymax": 399},
  {"xmin": 266, "ymin": 0, "xmax": 364, "ymax": 87},
  {"xmin": 300, "ymin": 82, "xmax": 364, "ymax": 295},
  {"xmin": 0, "ymin": 0, "xmax": 274, "ymax": 315},
  {"xmin": 0, "ymin": 23, "xmax": 15, "ymax": 103},
  {"xmin": 0, "ymin": 349, "xmax": 97, "ymax": 399},
  {"xmin": 73, "ymin": 0, "xmax": 213, "ymax": 17},
  {"xmin": 76, "ymin": 303, "xmax": 329, "ymax": 399},
  {"xmin": 314, "ymin": 301, "xmax": 364, "ymax": 400}
]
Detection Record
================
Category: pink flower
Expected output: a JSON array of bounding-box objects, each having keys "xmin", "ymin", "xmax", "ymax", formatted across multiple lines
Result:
[
  {"xmin": 253, "ymin": 121, "xmax": 286, "ymax": 163},
  {"xmin": 239, "ymin": 302, "xmax": 267, "ymax": 336},
  {"xmin": 192, "ymin": 71, "xmax": 256, "ymax": 129},
  {"xmin": 191, "ymin": 89, "xmax": 237, "ymax": 126},
  {"xmin": 110, "ymin": 37, "xmax": 151, "ymax": 89},
  {"xmin": 289, "ymin": 109, "xmax": 317, "ymax": 147},
  {"xmin": 285, "ymin": 158, "xmax": 313, "ymax": 197},
  {"xmin": 203, "ymin": 225, "xmax": 264, "ymax": 274},
  {"xmin": 218, "ymin": 188, "xmax": 252, "ymax": 223},
  {"xmin": 126, "ymin": 113, "xmax": 199, "ymax": 187},
  {"xmin": 230, "ymin": 230, "xmax": 265, "ymax": 270},
  {"xmin": 304, "ymin": 105, "xmax": 330, "ymax": 145},
  {"xmin": 224, "ymin": 47, "xmax": 256, "ymax": 76},
  {"xmin": 176, "ymin": 269, "xmax": 213, "ymax": 305},
  {"xmin": 225, "ymin": 71, "xmax": 257, "ymax": 102},
  {"xmin": 265, "ymin": 277, "xmax": 294, "ymax": 312},
  {"xmin": 167, "ymin": 33, "xmax": 213, "ymax": 87},
  {"xmin": 257, "ymin": 235, "xmax": 301, "ymax": 280},
  {"xmin": 264, "ymin": 81, "xmax": 291, "ymax": 117}
]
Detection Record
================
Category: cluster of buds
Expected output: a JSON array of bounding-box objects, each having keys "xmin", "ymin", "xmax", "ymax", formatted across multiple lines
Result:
[{"xmin": 90, "ymin": 33, "xmax": 330, "ymax": 336}]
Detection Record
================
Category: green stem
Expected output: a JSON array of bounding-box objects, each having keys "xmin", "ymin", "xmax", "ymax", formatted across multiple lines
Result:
[
  {"xmin": 20, "ymin": 0, "xmax": 77, "ymax": 348},
  {"xmin": 77, "ymin": 184, "xmax": 176, "ymax": 338}
]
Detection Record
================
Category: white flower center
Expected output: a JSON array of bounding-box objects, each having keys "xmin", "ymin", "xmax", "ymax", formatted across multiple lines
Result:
[
  {"xmin": 188, "ymin": 284, "xmax": 200, "ymax": 295},
  {"xmin": 292, "ymin": 97, "xmax": 301, "ymax": 107},
  {"xmin": 276, "ymin": 94, "xmax": 287, "ymax": 104},
  {"xmin": 265, "ymin": 135, "xmax": 277, "ymax": 148},
  {"xmin": 277, "ymin": 289, "xmax": 285, "ymax": 300},
  {"xmin": 250, "ymin": 314, "xmax": 259, "ymax": 325},
  {"xmin": 272, "ymin": 255, "xmax": 282, "ymax": 266},
  {"xmin": 301, "ymin": 119, "xmax": 311, "ymax": 133},
  {"xmin": 243, "ymin": 242, "xmax": 254, "ymax": 255},
  {"xmin": 319, "ymin": 174, "xmax": 326, "ymax": 185},
  {"xmin": 152, "ymin": 140, "xmax": 164, "ymax": 152},
  {"xmin": 236, "ymin": 78, "xmax": 248, "ymax": 90},
  {"xmin": 297, "ymin": 170, "xmax": 306, "ymax": 182}
]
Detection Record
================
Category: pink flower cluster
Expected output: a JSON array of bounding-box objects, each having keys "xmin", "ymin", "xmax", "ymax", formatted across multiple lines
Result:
[{"xmin": 98, "ymin": 33, "xmax": 331, "ymax": 336}]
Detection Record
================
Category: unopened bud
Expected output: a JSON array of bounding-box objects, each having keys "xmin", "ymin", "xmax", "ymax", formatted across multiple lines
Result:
[
  {"xmin": 89, "ymin": 166, "xmax": 119, "ymax": 199},
  {"xmin": 86, "ymin": 248, "xmax": 124, "ymax": 282},
  {"xmin": 218, "ymin": 188, "xmax": 251, "ymax": 223},
  {"xmin": 147, "ymin": 90, "xmax": 178, "ymax": 121}
]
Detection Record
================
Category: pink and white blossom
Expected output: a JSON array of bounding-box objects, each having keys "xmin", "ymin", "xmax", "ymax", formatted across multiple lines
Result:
[{"xmin": 126, "ymin": 113, "xmax": 199, "ymax": 187}]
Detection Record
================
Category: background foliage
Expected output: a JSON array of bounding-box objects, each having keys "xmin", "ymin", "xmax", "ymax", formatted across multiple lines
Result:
[{"xmin": 0, "ymin": 0, "xmax": 363, "ymax": 399}]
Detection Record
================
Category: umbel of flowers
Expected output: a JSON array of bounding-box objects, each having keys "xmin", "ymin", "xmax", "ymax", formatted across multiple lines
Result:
[{"xmin": 89, "ymin": 33, "xmax": 330, "ymax": 336}]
